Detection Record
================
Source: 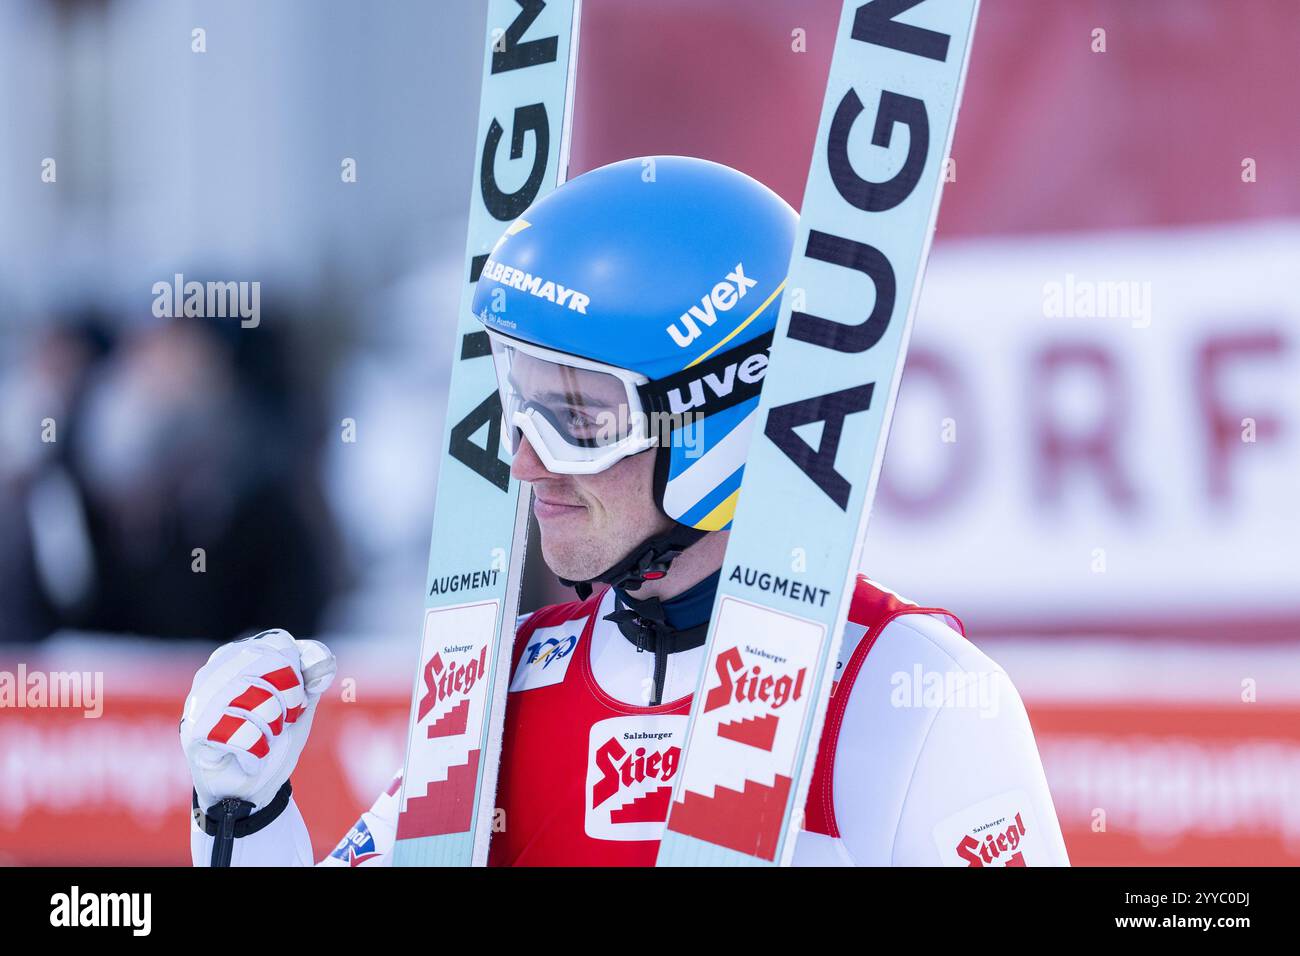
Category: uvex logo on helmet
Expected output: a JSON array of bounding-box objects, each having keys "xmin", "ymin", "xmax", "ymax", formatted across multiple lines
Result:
[
  {"xmin": 646, "ymin": 330, "xmax": 774, "ymax": 421},
  {"xmin": 666, "ymin": 345, "xmax": 769, "ymax": 415},
  {"xmin": 665, "ymin": 263, "xmax": 758, "ymax": 348}
]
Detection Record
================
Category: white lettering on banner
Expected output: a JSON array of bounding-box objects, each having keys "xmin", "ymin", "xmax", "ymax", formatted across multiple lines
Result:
[
  {"xmin": 861, "ymin": 222, "xmax": 1300, "ymax": 620},
  {"xmin": 0, "ymin": 719, "xmax": 191, "ymax": 820},
  {"xmin": 1039, "ymin": 736, "xmax": 1300, "ymax": 843}
]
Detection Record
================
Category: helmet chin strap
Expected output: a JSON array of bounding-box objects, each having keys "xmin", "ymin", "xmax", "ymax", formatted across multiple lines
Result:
[{"xmin": 558, "ymin": 523, "xmax": 709, "ymax": 601}]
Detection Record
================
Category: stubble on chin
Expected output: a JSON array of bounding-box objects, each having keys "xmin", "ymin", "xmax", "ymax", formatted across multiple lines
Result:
[{"xmin": 537, "ymin": 514, "xmax": 612, "ymax": 583}]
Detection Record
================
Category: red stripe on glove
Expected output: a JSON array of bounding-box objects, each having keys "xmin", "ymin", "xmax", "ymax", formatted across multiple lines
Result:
[{"xmin": 261, "ymin": 666, "xmax": 301, "ymax": 691}]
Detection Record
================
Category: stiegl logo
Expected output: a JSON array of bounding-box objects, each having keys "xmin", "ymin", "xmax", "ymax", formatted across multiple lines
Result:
[
  {"xmin": 50, "ymin": 886, "xmax": 151, "ymax": 936},
  {"xmin": 593, "ymin": 735, "xmax": 681, "ymax": 809},
  {"xmin": 586, "ymin": 716, "xmax": 686, "ymax": 841},
  {"xmin": 703, "ymin": 645, "xmax": 807, "ymax": 714},
  {"xmin": 956, "ymin": 813, "xmax": 1028, "ymax": 868},
  {"xmin": 666, "ymin": 263, "xmax": 758, "ymax": 348},
  {"xmin": 416, "ymin": 645, "xmax": 489, "ymax": 722}
]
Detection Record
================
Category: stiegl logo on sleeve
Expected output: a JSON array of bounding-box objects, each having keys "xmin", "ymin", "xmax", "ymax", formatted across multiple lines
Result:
[
  {"xmin": 932, "ymin": 791, "xmax": 1045, "ymax": 867},
  {"xmin": 49, "ymin": 886, "xmax": 151, "ymax": 936}
]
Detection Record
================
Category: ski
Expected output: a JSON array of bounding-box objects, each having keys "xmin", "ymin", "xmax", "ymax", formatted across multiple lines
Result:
[
  {"xmin": 657, "ymin": 0, "xmax": 981, "ymax": 866},
  {"xmin": 392, "ymin": 0, "xmax": 582, "ymax": 867}
]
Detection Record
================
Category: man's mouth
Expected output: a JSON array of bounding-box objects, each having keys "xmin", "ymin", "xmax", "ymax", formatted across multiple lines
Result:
[{"xmin": 533, "ymin": 494, "xmax": 586, "ymax": 520}]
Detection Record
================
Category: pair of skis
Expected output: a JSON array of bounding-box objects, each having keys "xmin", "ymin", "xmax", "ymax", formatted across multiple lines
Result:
[
  {"xmin": 390, "ymin": 0, "xmax": 582, "ymax": 867},
  {"xmin": 393, "ymin": 0, "xmax": 979, "ymax": 868}
]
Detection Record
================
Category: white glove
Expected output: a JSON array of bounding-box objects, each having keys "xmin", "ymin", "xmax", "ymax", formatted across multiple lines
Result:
[{"xmin": 180, "ymin": 629, "xmax": 336, "ymax": 813}]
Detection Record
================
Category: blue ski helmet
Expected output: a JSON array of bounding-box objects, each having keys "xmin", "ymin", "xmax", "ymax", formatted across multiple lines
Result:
[{"xmin": 472, "ymin": 155, "xmax": 796, "ymax": 533}]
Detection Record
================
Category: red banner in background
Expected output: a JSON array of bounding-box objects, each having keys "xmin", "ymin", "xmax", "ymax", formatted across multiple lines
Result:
[
  {"xmin": 0, "ymin": 652, "xmax": 406, "ymax": 866},
  {"xmin": 4, "ymin": 640, "xmax": 1300, "ymax": 866},
  {"xmin": 1032, "ymin": 704, "xmax": 1300, "ymax": 866},
  {"xmin": 570, "ymin": 0, "xmax": 1300, "ymax": 233}
]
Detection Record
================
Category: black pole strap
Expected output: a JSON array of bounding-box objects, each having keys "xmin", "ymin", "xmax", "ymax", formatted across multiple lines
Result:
[{"xmin": 194, "ymin": 780, "xmax": 293, "ymax": 867}]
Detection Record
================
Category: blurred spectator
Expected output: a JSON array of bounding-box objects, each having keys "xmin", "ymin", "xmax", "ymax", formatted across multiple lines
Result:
[
  {"xmin": 0, "ymin": 303, "xmax": 340, "ymax": 642},
  {"xmin": 0, "ymin": 313, "xmax": 112, "ymax": 639}
]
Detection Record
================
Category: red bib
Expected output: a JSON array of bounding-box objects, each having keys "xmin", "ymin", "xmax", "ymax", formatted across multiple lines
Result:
[{"xmin": 489, "ymin": 576, "xmax": 961, "ymax": 865}]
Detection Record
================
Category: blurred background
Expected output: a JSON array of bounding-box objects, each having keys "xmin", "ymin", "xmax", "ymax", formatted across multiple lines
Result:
[{"xmin": 1, "ymin": 0, "xmax": 1297, "ymax": 865}]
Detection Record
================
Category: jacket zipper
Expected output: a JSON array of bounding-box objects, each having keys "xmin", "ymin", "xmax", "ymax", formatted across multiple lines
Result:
[{"xmin": 651, "ymin": 639, "xmax": 668, "ymax": 707}]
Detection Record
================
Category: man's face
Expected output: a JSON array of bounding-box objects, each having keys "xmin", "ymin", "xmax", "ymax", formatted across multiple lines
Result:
[
  {"xmin": 511, "ymin": 436, "xmax": 673, "ymax": 581},
  {"xmin": 505, "ymin": 353, "xmax": 674, "ymax": 581}
]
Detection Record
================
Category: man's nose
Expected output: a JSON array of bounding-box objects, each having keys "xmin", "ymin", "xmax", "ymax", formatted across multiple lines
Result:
[{"xmin": 510, "ymin": 430, "xmax": 552, "ymax": 482}]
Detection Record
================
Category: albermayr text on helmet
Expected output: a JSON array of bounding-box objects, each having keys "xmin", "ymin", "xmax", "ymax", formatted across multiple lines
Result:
[{"xmin": 480, "ymin": 257, "xmax": 591, "ymax": 313}]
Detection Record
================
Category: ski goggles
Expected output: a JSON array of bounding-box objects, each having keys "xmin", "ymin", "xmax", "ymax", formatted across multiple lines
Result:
[{"xmin": 487, "ymin": 331, "xmax": 657, "ymax": 475}]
